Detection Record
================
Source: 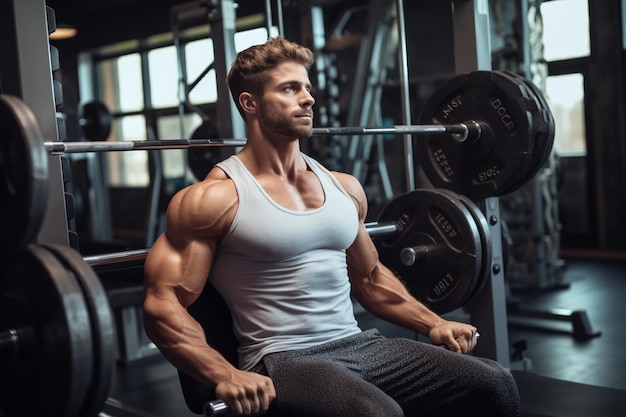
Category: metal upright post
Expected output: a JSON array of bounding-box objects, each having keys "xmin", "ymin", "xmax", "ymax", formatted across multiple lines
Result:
[
  {"xmin": 451, "ymin": 0, "xmax": 511, "ymax": 368},
  {"xmin": 469, "ymin": 198, "xmax": 511, "ymax": 368},
  {"xmin": 11, "ymin": 0, "xmax": 70, "ymax": 247},
  {"xmin": 452, "ymin": 0, "xmax": 492, "ymax": 72},
  {"xmin": 210, "ymin": 0, "xmax": 246, "ymax": 140}
]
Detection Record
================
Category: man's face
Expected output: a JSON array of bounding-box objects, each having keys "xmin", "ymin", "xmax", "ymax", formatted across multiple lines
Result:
[{"xmin": 256, "ymin": 61, "xmax": 315, "ymax": 140}]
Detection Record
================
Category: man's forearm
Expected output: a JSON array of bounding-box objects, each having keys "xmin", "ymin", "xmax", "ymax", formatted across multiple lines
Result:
[
  {"xmin": 143, "ymin": 295, "xmax": 236, "ymax": 387},
  {"xmin": 352, "ymin": 263, "xmax": 445, "ymax": 335}
]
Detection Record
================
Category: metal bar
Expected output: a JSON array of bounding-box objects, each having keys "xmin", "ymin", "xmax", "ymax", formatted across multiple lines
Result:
[
  {"xmin": 82, "ymin": 222, "xmax": 399, "ymax": 269},
  {"xmin": 13, "ymin": 0, "xmax": 70, "ymax": 247},
  {"xmin": 365, "ymin": 221, "xmax": 398, "ymax": 239},
  {"xmin": 45, "ymin": 139, "xmax": 248, "ymax": 154},
  {"xmin": 84, "ymin": 248, "xmax": 150, "ymax": 267},
  {"xmin": 394, "ymin": 0, "xmax": 415, "ymax": 192},
  {"xmin": 44, "ymin": 123, "xmax": 476, "ymax": 154}
]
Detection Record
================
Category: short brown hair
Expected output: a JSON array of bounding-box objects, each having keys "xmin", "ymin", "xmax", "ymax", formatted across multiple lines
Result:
[{"xmin": 226, "ymin": 37, "xmax": 315, "ymax": 120}]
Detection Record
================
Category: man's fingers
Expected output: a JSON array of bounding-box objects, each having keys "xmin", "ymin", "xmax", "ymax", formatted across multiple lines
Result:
[{"xmin": 257, "ymin": 384, "xmax": 271, "ymax": 412}]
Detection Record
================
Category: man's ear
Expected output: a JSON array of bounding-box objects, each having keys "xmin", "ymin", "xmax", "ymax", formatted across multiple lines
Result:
[{"xmin": 239, "ymin": 92, "xmax": 257, "ymax": 115}]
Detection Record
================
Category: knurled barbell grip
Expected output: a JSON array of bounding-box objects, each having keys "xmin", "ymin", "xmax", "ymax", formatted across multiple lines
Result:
[
  {"xmin": 45, "ymin": 139, "xmax": 248, "ymax": 155},
  {"xmin": 43, "ymin": 122, "xmax": 481, "ymax": 155}
]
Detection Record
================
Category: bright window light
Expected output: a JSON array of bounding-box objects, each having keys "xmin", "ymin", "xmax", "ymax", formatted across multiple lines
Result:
[
  {"xmin": 541, "ymin": 0, "xmax": 590, "ymax": 61},
  {"xmin": 546, "ymin": 73, "xmax": 586, "ymax": 155}
]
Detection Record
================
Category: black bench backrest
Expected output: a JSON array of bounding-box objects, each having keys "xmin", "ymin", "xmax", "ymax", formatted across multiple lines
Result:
[{"xmin": 177, "ymin": 281, "xmax": 239, "ymax": 414}]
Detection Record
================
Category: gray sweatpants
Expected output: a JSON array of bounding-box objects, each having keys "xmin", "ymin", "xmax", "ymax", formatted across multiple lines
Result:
[{"xmin": 254, "ymin": 329, "xmax": 520, "ymax": 417}]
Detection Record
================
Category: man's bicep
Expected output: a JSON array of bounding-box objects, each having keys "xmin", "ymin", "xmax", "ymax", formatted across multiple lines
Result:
[
  {"xmin": 144, "ymin": 233, "xmax": 216, "ymax": 307},
  {"xmin": 346, "ymin": 223, "xmax": 379, "ymax": 283}
]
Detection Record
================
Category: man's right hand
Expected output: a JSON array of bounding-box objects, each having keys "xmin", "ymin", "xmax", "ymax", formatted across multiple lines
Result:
[{"xmin": 214, "ymin": 370, "xmax": 276, "ymax": 415}]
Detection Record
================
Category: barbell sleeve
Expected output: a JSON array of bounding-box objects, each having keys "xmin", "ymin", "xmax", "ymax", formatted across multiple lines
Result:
[
  {"xmin": 204, "ymin": 400, "xmax": 230, "ymax": 417},
  {"xmin": 400, "ymin": 245, "xmax": 432, "ymax": 266},
  {"xmin": 43, "ymin": 122, "xmax": 481, "ymax": 155}
]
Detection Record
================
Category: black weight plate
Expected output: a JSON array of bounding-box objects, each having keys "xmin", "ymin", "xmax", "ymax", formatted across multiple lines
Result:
[
  {"xmin": 188, "ymin": 119, "xmax": 221, "ymax": 182},
  {"xmin": 375, "ymin": 189, "xmax": 482, "ymax": 314},
  {"xmin": 434, "ymin": 188, "xmax": 493, "ymax": 303},
  {"xmin": 482, "ymin": 71, "xmax": 543, "ymax": 195},
  {"xmin": 416, "ymin": 71, "xmax": 535, "ymax": 199},
  {"xmin": 502, "ymin": 71, "xmax": 555, "ymax": 190},
  {"xmin": 44, "ymin": 244, "xmax": 115, "ymax": 417},
  {"xmin": 486, "ymin": 71, "xmax": 545, "ymax": 196},
  {"xmin": 0, "ymin": 95, "xmax": 49, "ymax": 262},
  {"xmin": 0, "ymin": 245, "xmax": 93, "ymax": 417},
  {"xmin": 80, "ymin": 101, "xmax": 112, "ymax": 140}
]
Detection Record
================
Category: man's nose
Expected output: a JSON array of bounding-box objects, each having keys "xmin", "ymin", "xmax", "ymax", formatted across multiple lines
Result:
[{"xmin": 301, "ymin": 89, "xmax": 315, "ymax": 106}]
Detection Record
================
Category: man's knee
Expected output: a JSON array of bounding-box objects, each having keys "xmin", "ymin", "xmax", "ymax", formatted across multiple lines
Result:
[
  {"xmin": 339, "ymin": 394, "xmax": 404, "ymax": 417},
  {"xmin": 474, "ymin": 362, "xmax": 521, "ymax": 416}
]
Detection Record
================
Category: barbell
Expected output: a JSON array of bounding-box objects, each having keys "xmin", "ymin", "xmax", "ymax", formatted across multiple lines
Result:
[
  {"xmin": 0, "ymin": 70, "xmax": 554, "ymax": 266},
  {"xmin": 45, "ymin": 122, "xmax": 481, "ymax": 154}
]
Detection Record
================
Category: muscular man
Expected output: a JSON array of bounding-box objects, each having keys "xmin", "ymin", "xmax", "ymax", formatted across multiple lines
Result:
[{"xmin": 143, "ymin": 37, "xmax": 520, "ymax": 416}]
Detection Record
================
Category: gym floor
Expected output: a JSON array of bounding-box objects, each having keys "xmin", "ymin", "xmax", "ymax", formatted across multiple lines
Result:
[{"xmin": 101, "ymin": 257, "xmax": 626, "ymax": 417}]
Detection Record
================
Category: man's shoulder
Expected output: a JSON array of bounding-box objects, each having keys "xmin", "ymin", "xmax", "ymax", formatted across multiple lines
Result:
[
  {"xmin": 167, "ymin": 168, "xmax": 238, "ymax": 237},
  {"xmin": 328, "ymin": 171, "xmax": 367, "ymax": 220},
  {"xmin": 329, "ymin": 171, "xmax": 364, "ymax": 196}
]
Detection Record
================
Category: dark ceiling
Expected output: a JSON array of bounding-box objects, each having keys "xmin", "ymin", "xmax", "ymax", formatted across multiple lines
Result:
[{"xmin": 45, "ymin": 0, "xmax": 268, "ymax": 49}]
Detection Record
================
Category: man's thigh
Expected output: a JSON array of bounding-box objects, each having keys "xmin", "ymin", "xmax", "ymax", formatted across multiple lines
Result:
[{"xmin": 262, "ymin": 350, "xmax": 403, "ymax": 417}]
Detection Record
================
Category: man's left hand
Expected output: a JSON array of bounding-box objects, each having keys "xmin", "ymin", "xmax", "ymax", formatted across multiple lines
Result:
[{"xmin": 428, "ymin": 321, "xmax": 479, "ymax": 353}]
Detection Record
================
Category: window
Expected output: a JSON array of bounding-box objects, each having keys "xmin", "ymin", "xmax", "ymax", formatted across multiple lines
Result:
[
  {"xmin": 86, "ymin": 25, "xmax": 275, "ymax": 190},
  {"xmin": 107, "ymin": 115, "xmax": 149, "ymax": 187},
  {"xmin": 540, "ymin": 0, "xmax": 589, "ymax": 155},
  {"xmin": 157, "ymin": 113, "xmax": 203, "ymax": 179},
  {"xmin": 99, "ymin": 53, "xmax": 144, "ymax": 113},
  {"xmin": 541, "ymin": 0, "xmax": 590, "ymax": 62},
  {"xmin": 545, "ymin": 73, "xmax": 586, "ymax": 155},
  {"xmin": 148, "ymin": 46, "xmax": 180, "ymax": 108},
  {"xmin": 98, "ymin": 54, "xmax": 149, "ymax": 187},
  {"xmin": 185, "ymin": 38, "xmax": 218, "ymax": 104}
]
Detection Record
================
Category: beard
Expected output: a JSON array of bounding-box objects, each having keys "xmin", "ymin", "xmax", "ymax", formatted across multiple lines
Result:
[{"xmin": 258, "ymin": 101, "xmax": 313, "ymax": 139}]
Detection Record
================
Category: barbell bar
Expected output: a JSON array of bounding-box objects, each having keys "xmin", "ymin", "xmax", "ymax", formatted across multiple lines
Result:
[
  {"xmin": 1, "ymin": 69, "xmax": 554, "ymax": 267},
  {"xmin": 80, "ymin": 220, "xmax": 430, "ymax": 269},
  {"xmin": 44, "ymin": 122, "xmax": 481, "ymax": 155}
]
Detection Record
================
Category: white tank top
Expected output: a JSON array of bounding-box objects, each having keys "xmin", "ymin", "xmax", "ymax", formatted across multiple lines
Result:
[{"xmin": 210, "ymin": 153, "xmax": 362, "ymax": 370}]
